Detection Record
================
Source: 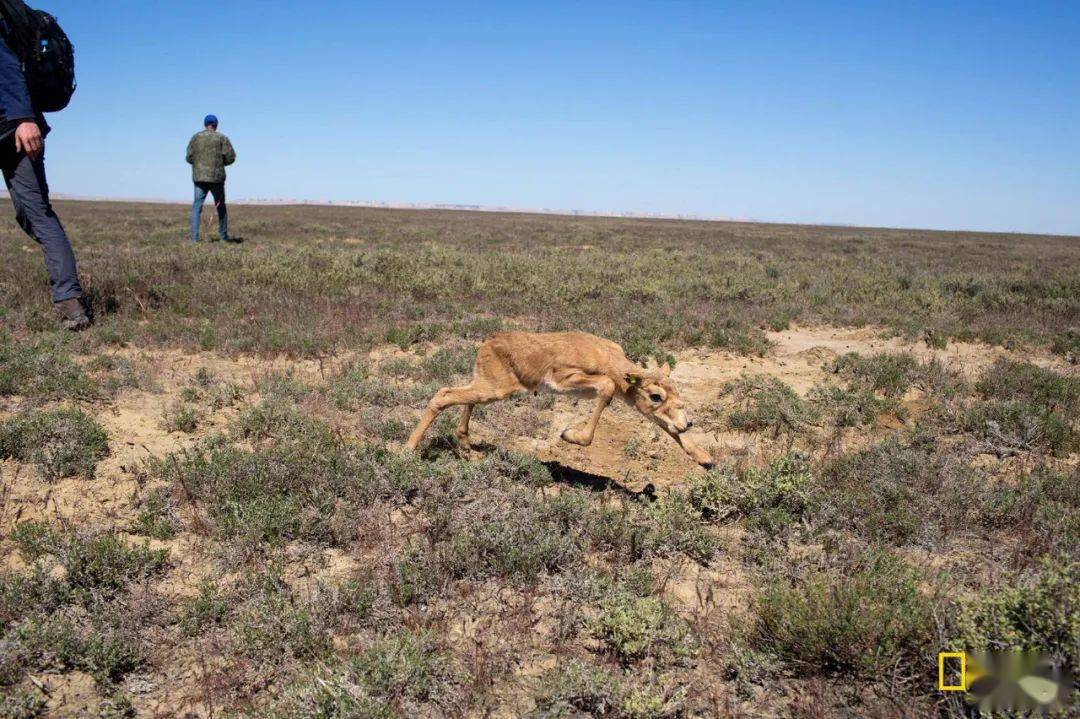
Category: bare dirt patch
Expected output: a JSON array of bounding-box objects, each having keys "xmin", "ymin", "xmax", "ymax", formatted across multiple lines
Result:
[{"xmin": 451, "ymin": 324, "xmax": 1075, "ymax": 487}]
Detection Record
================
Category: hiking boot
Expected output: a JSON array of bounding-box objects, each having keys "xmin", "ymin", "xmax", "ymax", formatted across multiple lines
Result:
[{"xmin": 54, "ymin": 298, "xmax": 91, "ymax": 332}]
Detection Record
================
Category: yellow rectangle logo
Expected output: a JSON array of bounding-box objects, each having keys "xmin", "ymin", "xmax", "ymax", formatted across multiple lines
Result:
[{"xmin": 938, "ymin": 652, "xmax": 966, "ymax": 691}]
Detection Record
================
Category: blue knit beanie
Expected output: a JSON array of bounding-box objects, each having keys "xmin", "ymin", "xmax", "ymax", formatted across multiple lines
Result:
[{"xmin": 204, "ymin": 115, "xmax": 218, "ymax": 127}]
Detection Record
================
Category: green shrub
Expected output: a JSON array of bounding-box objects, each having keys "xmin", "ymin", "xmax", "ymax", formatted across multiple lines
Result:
[
  {"xmin": 585, "ymin": 505, "xmax": 654, "ymax": 565},
  {"xmin": 13, "ymin": 526, "xmax": 167, "ymax": 598},
  {"xmin": 645, "ymin": 491, "xmax": 720, "ymax": 563},
  {"xmin": 154, "ymin": 438, "xmax": 414, "ymax": 549},
  {"xmin": 752, "ymin": 551, "xmax": 937, "ymax": 680},
  {"xmin": 0, "ymin": 334, "xmax": 99, "ymax": 401},
  {"xmin": 233, "ymin": 398, "xmax": 336, "ymax": 446},
  {"xmin": 61, "ymin": 534, "xmax": 168, "ymax": 597},
  {"xmin": 954, "ymin": 559, "xmax": 1079, "ymax": 669},
  {"xmin": 439, "ymin": 512, "xmax": 581, "ymax": 583},
  {"xmin": 421, "ymin": 344, "xmax": 476, "ymax": 383},
  {"xmin": 236, "ymin": 570, "xmax": 334, "ymax": 661},
  {"xmin": 615, "ymin": 327, "xmax": 677, "ymax": 368},
  {"xmin": 591, "ymin": 594, "xmax": 694, "ymax": 664},
  {"xmin": 688, "ymin": 455, "xmax": 813, "ymax": 535},
  {"xmin": 0, "ymin": 409, "xmax": 109, "ymax": 480},
  {"xmin": 0, "ymin": 690, "xmax": 46, "ymax": 719},
  {"xmin": 702, "ymin": 321, "xmax": 772, "ymax": 357},
  {"xmin": 534, "ymin": 660, "xmax": 623, "ymax": 717},
  {"xmin": 808, "ymin": 384, "xmax": 901, "ymax": 428},
  {"xmin": 321, "ymin": 360, "xmax": 439, "ymax": 410},
  {"xmin": 98, "ymin": 693, "xmax": 136, "ymax": 719},
  {"xmin": 7, "ymin": 616, "xmax": 142, "ymax": 684},
  {"xmin": 385, "ymin": 323, "xmax": 443, "ymax": 350},
  {"xmin": 962, "ymin": 401, "xmax": 1076, "ymax": 456},
  {"xmin": 180, "ymin": 581, "xmax": 231, "ymax": 636},
  {"xmin": 767, "ymin": 311, "xmax": 792, "ymax": 332},
  {"xmin": 85, "ymin": 354, "xmax": 144, "ymax": 396},
  {"xmin": 976, "ymin": 358, "xmax": 1079, "ymax": 414},
  {"xmin": 829, "ymin": 352, "xmax": 922, "ymax": 398},
  {"xmin": 350, "ymin": 632, "xmax": 452, "ymax": 702},
  {"xmin": 387, "ymin": 545, "xmax": 440, "ymax": 607},
  {"xmin": 1051, "ymin": 329, "xmax": 1079, "ymax": 363},
  {"xmin": 536, "ymin": 650, "xmax": 684, "ymax": 717},
  {"xmin": 720, "ymin": 375, "xmax": 817, "ymax": 438},
  {"xmin": 0, "ymin": 569, "xmax": 70, "ymax": 630},
  {"xmin": 816, "ymin": 440, "xmax": 976, "ymax": 547},
  {"xmin": 131, "ymin": 488, "xmax": 176, "ymax": 540},
  {"xmin": 10, "ymin": 521, "xmax": 60, "ymax": 562},
  {"xmin": 473, "ymin": 449, "xmax": 555, "ymax": 488},
  {"xmin": 185, "ymin": 369, "xmax": 243, "ymax": 410},
  {"xmin": 977, "ymin": 466, "xmax": 1079, "ymax": 557},
  {"xmin": 377, "ymin": 356, "xmax": 420, "ymax": 378},
  {"xmin": 829, "ymin": 351, "xmax": 965, "ymax": 400},
  {"xmin": 161, "ymin": 403, "xmax": 201, "ymax": 434},
  {"xmin": 269, "ymin": 631, "xmax": 454, "ymax": 717}
]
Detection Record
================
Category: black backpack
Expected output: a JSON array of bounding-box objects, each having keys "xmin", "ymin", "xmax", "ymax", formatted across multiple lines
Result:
[{"xmin": 0, "ymin": 0, "xmax": 75, "ymax": 113}]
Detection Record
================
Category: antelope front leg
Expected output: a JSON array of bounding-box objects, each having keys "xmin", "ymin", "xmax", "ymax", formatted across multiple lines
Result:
[
  {"xmin": 560, "ymin": 377, "xmax": 615, "ymax": 446},
  {"xmin": 675, "ymin": 432, "xmax": 715, "ymax": 469}
]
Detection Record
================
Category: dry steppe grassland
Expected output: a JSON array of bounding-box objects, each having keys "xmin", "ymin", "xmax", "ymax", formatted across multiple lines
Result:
[{"xmin": 0, "ymin": 201, "xmax": 1077, "ymax": 718}]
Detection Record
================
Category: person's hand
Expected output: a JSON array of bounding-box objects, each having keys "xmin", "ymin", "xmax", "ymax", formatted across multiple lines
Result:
[{"xmin": 14, "ymin": 121, "xmax": 43, "ymax": 160}]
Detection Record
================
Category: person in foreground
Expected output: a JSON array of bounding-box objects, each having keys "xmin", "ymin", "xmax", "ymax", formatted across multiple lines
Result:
[
  {"xmin": 406, "ymin": 331, "xmax": 715, "ymax": 468},
  {"xmin": 186, "ymin": 114, "xmax": 236, "ymax": 243},
  {"xmin": 0, "ymin": 27, "xmax": 87, "ymax": 329}
]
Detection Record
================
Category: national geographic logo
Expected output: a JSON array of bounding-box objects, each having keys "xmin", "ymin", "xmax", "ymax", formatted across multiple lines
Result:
[{"xmin": 938, "ymin": 651, "xmax": 1075, "ymax": 713}]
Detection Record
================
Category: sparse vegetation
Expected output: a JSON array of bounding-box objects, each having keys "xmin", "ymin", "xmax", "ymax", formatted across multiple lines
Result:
[
  {"xmin": 0, "ymin": 202, "xmax": 1075, "ymax": 716},
  {"xmin": 689, "ymin": 455, "xmax": 814, "ymax": 537},
  {"xmin": 954, "ymin": 559, "xmax": 1079, "ymax": 669},
  {"xmin": 591, "ymin": 593, "xmax": 694, "ymax": 664},
  {"xmin": 0, "ymin": 526, "xmax": 167, "ymax": 703},
  {"xmin": 161, "ymin": 402, "xmax": 201, "ymax": 433},
  {"xmin": 961, "ymin": 400, "xmax": 1076, "ymax": 456},
  {"xmin": 0, "ymin": 408, "xmax": 109, "ymax": 480},
  {"xmin": 0, "ymin": 333, "xmax": 99, "ymax": 401},
  {"xmin": 719, "ymin": 375, "xmax": 817, "ymax": 439},
  {"xmin": 975, "ymin": 358, "xmax": 1079, "ymax": 414},
  {"xmin": 808, "ymin": 383, "xmax": 900, "ymax": 428},
  {"xmin": 751, "ymin": 550, "xmax": 938, "ymax": 681}
]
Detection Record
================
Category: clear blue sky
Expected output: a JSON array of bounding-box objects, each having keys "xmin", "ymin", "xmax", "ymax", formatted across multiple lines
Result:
[{"xmin": 39, "ymin": 1, "xmax": 1080, "ymax": 234}]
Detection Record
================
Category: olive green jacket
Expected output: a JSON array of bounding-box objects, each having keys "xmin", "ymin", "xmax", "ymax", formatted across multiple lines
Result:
[{"xmin": 185, "ymin": 129, "xmax": 236, "ymax": 183}]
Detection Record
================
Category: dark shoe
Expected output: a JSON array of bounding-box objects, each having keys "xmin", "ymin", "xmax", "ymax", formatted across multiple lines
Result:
[
  {"xmin": 223, "ymin": 236, "xmax": 243, "ymax": 244},
  {"xmin": 54, "ymin": 298, "xmax": 91, "ymax": 332}
]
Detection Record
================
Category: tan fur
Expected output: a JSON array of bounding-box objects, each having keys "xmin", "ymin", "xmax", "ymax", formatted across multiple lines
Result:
[{"xmin": 406, "ymin": 331, "xmax": 713, "ymax": 467}]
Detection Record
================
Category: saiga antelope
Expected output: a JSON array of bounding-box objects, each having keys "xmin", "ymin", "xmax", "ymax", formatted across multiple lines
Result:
[{"xmin": 406, "ymin": 331, "xmax": 714, "ymax": 468}]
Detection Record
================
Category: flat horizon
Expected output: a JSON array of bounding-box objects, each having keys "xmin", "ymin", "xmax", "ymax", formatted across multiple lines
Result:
[{"xmin": 27, "ymin": 192, "xmax": 1080, "ymax": 240}]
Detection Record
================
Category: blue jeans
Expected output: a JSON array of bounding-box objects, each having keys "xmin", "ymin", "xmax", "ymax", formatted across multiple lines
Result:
[
  {"xmin": 0, "ymin": 142, "xmax": 82, "ymax": 301},
  {"xmin": 191, "ymin": 181, "xmax": 227, "ymax": 242}
]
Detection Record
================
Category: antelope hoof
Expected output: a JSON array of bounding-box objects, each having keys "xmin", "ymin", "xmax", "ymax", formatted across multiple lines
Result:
[{"xmin": 560, "ymin": 427, "xmax": 591, "ymax": 446}]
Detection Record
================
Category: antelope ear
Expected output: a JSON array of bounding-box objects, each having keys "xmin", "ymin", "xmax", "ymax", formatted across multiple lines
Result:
[
  {"xmin": 625, "ymin": 372, "xmax": 644, "ymax": 388},
  {"xmin": 659, "ymin": 363, "xmax": 672, "ymax": 377}
]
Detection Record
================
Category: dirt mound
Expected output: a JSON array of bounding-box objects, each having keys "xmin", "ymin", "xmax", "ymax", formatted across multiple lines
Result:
[{"xmin": 467, "ymin": 325, "xmax": 1075, "ymax": 484}]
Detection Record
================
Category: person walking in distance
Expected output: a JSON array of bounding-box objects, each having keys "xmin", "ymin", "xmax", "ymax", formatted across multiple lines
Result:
[
  {"xmin": 186, "ymin": 114, "xmax": 236, "ymax": 243},
  {"xmin": 0, "ymin": 3, "xmax": 88, "ymax": 330}
]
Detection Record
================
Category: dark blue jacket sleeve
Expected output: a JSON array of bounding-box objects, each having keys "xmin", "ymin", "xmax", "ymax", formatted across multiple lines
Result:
[{"xmin": 0, "ymin": 34, "xmax": 33, "ymax": 121}]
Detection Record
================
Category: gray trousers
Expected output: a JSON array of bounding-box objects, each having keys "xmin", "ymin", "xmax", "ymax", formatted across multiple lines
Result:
[{"xmin": 0, "ymin": 140, "xmax": 82, "ymax": 302}]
